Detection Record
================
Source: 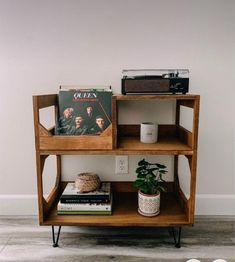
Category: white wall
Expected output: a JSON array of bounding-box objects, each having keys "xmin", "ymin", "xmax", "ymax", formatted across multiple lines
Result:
[{"xmin": 0, "ymin": 0, "xmax": 234, "ymax": 215}]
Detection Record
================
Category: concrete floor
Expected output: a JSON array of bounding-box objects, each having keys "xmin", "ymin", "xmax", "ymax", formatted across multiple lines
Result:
[{"xmin": 0, "ymin": 216, "xmax": 234, "ymax": 262}]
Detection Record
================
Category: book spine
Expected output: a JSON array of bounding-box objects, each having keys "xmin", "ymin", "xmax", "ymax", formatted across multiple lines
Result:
[
  {"xmin": 60, "ymin": 194, "xmax": 110, "ymax": 199},
  {"xmin": 57, "ymin": 210, "xmax": 112, "ymax": 215},
  {"xmin": 60, "ymin": 198, "xmax": 109, "ymax": 204},
  {"xmin": 57, "ymin": 203, "xmax": 111, "ymax": 212}
]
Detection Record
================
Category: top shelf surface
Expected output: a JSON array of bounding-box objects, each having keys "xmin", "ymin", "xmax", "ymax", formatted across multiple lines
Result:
[{"xmin": 114, "ymin": 94, "xmax": 200, "ymax": 100}]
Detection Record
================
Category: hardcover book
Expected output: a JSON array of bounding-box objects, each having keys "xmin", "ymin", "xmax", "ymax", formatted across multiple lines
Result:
[
  {"xmin": 60, "ymin": 198, "xmax": 109, "ymax": 204},
  {"xmin": 57, "ymin": 210, "xmax": 112, "ymax": 215},
  {"xmin": 60, "ymin": 182, "xmax": 111, "ymax": 203},
  {"xmin": 56, "ymin": 89, "xmax": 112, "ymax": 136},
  {"xmin": 58, "ymin": 195, "xmax": 113, "ymax": 212}
]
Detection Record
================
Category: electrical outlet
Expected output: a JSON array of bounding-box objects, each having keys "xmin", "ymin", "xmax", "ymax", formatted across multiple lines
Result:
[{"xmin": 115, "ymin": 156, "xmax": 128, "ymax": 174}]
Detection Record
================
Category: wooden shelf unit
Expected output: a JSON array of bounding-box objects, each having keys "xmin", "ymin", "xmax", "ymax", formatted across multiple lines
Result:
[{"xmin": 33, "ymin": 94, "xmax": 200, "ymax": 232}]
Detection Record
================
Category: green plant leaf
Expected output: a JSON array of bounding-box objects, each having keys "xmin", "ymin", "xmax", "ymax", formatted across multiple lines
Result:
[
  {"xmin": 159, "ymin": 173, "xmax": 166, "ymax": 182},
  {"xmin": 139, "ymin": 184, "xmax": 149, "ymax": 194},
  {"xmin": 134, "ymin": 159, "xmax": 168, "ymax": 195},
  {"xmin": 149, "ymin": 176, "xmax": 156, "ymax": 183},
  {"xmin": 157, "ymin": 185, "xmax": 167, "ymax": 192},
  {"xmin": 138, "ymin": 159, "xmax": 148, "ymax": 166},
  {"xmin": 133, "ymin": 179, "xmax": 145, "ymax": 187},
  {"xmin": 159, "ymin": 170, "xmax": 167, "ymax": 174},
  {"xmin": 148, "ymin": 167, "xmax": 159, "ymax": 172},
  {"xmin": 136, "ymin": 166, "xmax": 146, "ymax": 173},
  {"xmin": 137, "ymin": 173, "xmax": 147, "ymax": 178},
  {"xmin": 156, "ymin": 163, "xmax": 166, "ymax": 169}
]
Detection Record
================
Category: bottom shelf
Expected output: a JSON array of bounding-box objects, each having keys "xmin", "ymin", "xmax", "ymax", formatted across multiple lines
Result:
[{"xmin": 42, "ymin": 191, "xmax": 190, "ymax": 227}]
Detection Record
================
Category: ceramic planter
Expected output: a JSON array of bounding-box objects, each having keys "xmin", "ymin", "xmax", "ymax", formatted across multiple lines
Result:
[
  {"xmin": 138, "ymin": 190, "xmax": 160, "ymax": 217},
  {"xmin": 140, "ymin": 122, "xmax": 158, "ymax": 143}
]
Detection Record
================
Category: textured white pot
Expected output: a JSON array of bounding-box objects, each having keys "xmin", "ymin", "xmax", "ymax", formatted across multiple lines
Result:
[{"xmin": 138, "ymin": 190, "xmax": 160, "ymax": 217}]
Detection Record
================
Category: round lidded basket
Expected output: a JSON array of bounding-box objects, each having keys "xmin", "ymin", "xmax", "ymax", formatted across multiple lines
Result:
[{"xmin": 75, "ymin": 172, "xmax": 101, "ymax": 192}]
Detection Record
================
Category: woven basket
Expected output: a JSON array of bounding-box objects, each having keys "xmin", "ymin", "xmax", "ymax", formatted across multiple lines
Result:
[{"xmin": 75, "ymin": 172, "xmax": 101, "ymax": 192}]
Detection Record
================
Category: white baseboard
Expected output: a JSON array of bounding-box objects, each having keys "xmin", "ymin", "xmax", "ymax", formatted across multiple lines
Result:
[
  {"xmin": 0, "ymin": 195, "xmax": 38, "ymax": 215},
  {"xmin": 195, "ymin": 194, "xmax": 235, "ymax": 215},
  {"xmin": 0, "ymin": 194, "xmax": 235, "ymax": 216}
]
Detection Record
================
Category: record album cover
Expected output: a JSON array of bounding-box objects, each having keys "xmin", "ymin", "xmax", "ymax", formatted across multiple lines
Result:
[{"xmin": 56, "ymin": 89, "xmax": 112, "ymax": 136}]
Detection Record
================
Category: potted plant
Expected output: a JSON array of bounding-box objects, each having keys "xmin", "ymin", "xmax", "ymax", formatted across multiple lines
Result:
[{"xmin": 133, "ymin": 158, "xmax": 167, "ymax": 217}]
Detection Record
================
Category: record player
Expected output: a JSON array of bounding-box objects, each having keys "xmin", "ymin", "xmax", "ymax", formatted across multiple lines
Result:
[{"xmin": 122, "ymin": 69, "xmax": 189, "ymax": 95}]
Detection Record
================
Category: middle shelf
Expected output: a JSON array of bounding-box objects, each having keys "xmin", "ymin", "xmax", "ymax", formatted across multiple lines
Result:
[{"xmin": 40, "ymin": 124, "xmax": 193, "ymax": 155}]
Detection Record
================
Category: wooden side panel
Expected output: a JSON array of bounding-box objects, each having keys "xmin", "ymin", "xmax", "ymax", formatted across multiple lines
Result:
[
  {"xmin": 173, "ymin": 155, "xmax": 190, "ymax": 221},
  {"xmin": 177, "ymin": 100, "xmax": 194, "ymax": 108},
  {"xmin": 37, "ymin": 155, "xmax": 62, "ymax": 224},
  {"xmin": 35, "ymin": 94, "xmax": 58, "ymax": 109},
  {"xmin": 43, "ymin": 185, "xmax": 61, "ymax": 218},
  {"xmin": 39, "ymin": 124, "xmax": 53, "ymax": 136},
  {"xmin": 177, "ymin": 126, "xmax": 193, "ymax": 148},
  {"xmin": 175, "ymin": 188, "xmax": 189, "ymax": 220},
  {"xmin": 186, "ymin": 154, "xmax": 198, "ymax": 224},
  {"xmin": 192, "ymin": 96, "xmax": 200, "ymax": 150},
  {"xmin": 35, "ymin": 155, "xmax": 48, "ymax": 224},
  {"xmin": 112, "ymin": 96, "xmax": 117, "ymax": 149}
]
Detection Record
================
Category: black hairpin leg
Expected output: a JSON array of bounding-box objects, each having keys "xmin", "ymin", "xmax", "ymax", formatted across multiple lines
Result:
[
  {"xmin": 52, "ymin": 225, "xmax": 61, "ymax": 247},
  {"xmin": 170, "ymin": 227, "xmax": 182, "ymax": 248}
]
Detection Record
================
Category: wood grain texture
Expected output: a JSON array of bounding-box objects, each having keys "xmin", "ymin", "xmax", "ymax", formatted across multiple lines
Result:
[
  {"xmin": 43, "ymin": 192, "xmax": 189, "ymax": 227},
  {"xmin": 33, "ymin": 94, "xmax": 200, "ymax": 232},
  {"xmin": 34, "ymin": 94, "xmax": 58, "ymax": 109},
  {"xmin": 114, "ymin": 94, "xmax": 200, "ymax": 101}
]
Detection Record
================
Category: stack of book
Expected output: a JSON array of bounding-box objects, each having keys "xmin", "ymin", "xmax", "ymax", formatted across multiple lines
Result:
[{"xmin": 57, "ymin": 182, "xmax": 112, "ymax": 215}]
